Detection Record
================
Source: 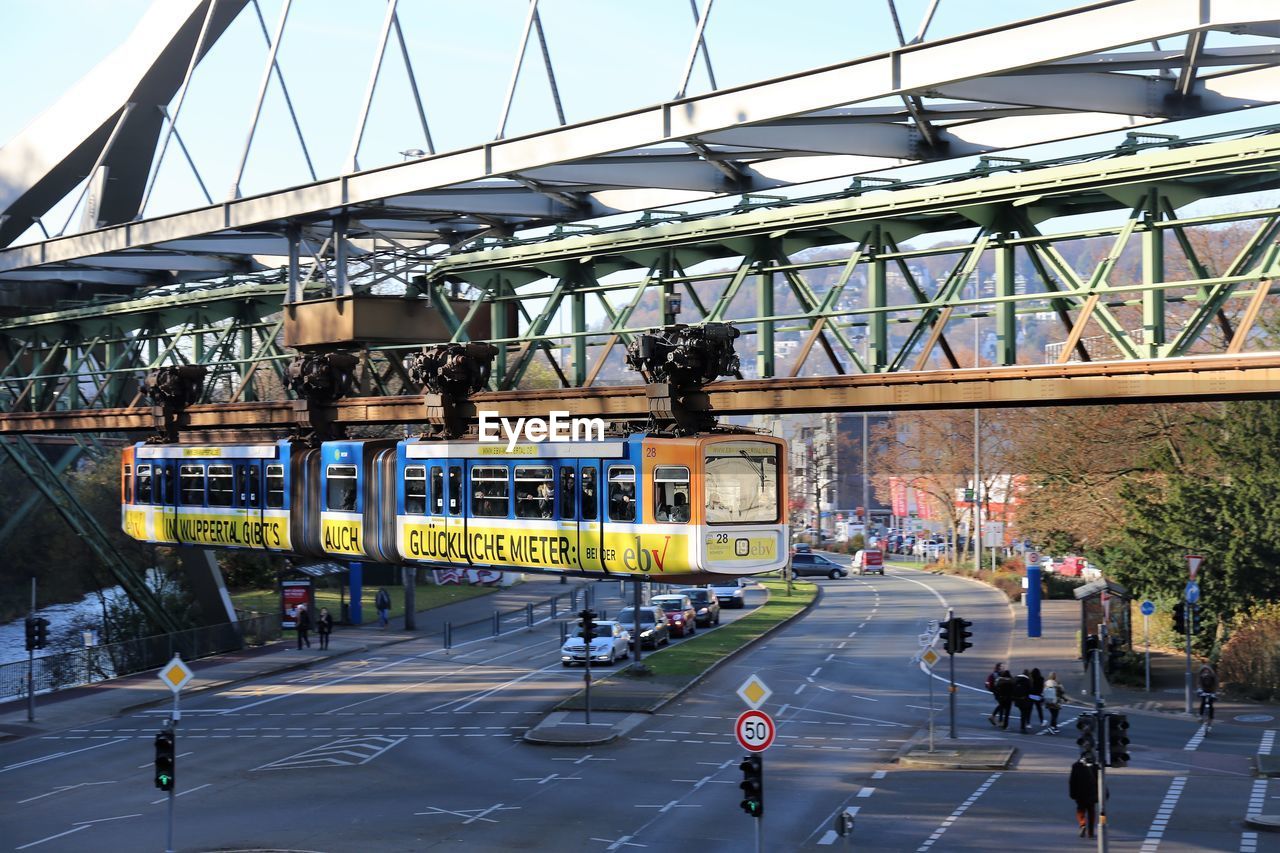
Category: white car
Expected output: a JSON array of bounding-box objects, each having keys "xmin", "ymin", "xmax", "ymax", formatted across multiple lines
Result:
[
  {"xmin": 708, "ymin": 580, "xmax": 746, "ymax": 609},
  {"xmin": 561, "ymin": 620, "xmax": 631, "ymax": 666}
]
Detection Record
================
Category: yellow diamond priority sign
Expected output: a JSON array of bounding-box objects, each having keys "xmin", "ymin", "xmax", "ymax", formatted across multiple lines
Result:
[
  {"xmin": 737, "ymin": 674, "xmax": 773, "ymax": 710},
  {"xmin": 921, "ymin": 648, "xmax": 940, "ymax": 668},
  {"xmin": 159, "ymin": 655, "xmax": 193, "ymax": 694}
]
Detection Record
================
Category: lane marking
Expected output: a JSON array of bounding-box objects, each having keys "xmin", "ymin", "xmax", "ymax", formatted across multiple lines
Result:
[
  {"xmin": 915, "ymin": 773, "xmax": 1000, "ymax": 851},
  {"xmin": 1258, "ymin": 730, "xmax": 1275, "ymax": 755},
  {"xmin": 1139, "ymin": 776, "xmax": 1187, "ymax": 852},
  {"xmin": 72, "ymin": 814, "xmax": 141, "ymax": 825},
  {"xmin": 1, "ymin": 739, "xmax": 130, "ymax": 774},
  {"xmin": 1246, "ymin": 778, "xmax": 1268, "ymax": 818},
  {"xmin": 15, "ymin": 825, "xmax": 91, "ymax": 850},
  {"xmin": 1184, "ymin": 725, "xmax": 1208, "ymax": 751},
  {"xmin": 816, "ymin": 806, "xmax": 859, "ymax": 846}
]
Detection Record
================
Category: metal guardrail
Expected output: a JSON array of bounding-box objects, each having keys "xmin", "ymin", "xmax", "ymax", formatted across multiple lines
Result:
[{"xmin": 0, "ymin": 613, "xmax": 280, "ymax": 702}]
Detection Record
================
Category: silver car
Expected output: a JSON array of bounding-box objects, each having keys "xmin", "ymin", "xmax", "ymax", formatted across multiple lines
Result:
[
  {"xmin": 708, "ymin": 580, "xmax": 745, "ymax": 609},
  {"xmin": 561, "ymin": 620, "xmax": 631, "ymax": 666}
]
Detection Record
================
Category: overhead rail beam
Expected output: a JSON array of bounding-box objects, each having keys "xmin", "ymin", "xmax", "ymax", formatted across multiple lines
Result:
[
  {"xmin": 4, "ymin": 353, "xmax": 1280, "ymax": 434},
  {"xmin": 5, "ymin": 0, "xmax": 1280, "ymax": 284}
]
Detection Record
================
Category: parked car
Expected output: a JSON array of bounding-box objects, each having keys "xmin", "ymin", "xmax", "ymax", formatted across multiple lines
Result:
[
  {"xmin": 792, "ymin": 542, "xmax": 813, "ymax": 555},
  {"xmin": 677, "ymin": 587, "xmax": 721, "ymax": 626},
  {"xmin": 561, "ymin": 620, "xmax": 630, "ymax": 666},
  {"xmin": 1056, "ymin": 556, "xmax": 1088, "ymax": 577},
  {"xmin": 789, "ymin": 552, "xmax": 848, "ymax": 579},
  {"xmin": 914, "ymin": 538, "xmax": 945, "ymax": 559},
  {"xmin": 614, "ymin": 605, "xmax": 670, "ymax": 649},
  {"xmin": 852, "ymin": 548, "xmax": 885, "ymax": 575},
  {"xmin": 708, "ymin": 580, "xmax": 745, "ymax": 609},
  {"xmin": 651, "ymin": 594, "xmax": 698, "ymax": 637}
]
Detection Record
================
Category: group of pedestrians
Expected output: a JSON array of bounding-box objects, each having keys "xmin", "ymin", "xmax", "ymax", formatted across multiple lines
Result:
[
  {"xmin": 291, "ymin": 587, "xmax": 393, "ymax": 650},
  {"xmin": 984, "ymin": 662, "xmax": 1065, "ymax": 734}
]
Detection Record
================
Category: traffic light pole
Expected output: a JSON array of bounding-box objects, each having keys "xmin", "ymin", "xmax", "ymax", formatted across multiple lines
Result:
[
  {"xmin": 947, "ymin": 608, "xmax": 957, "ymax": 740},
  {"xmin": 1094, "ymin": 628, "xmax": 1109, "ymax": 852},
  {"xmin": 1184, "ymin": 603, "xmax": 1193, "ymax": 715},
  {"xmin": 26, "ymin": 577, "xmax": 35, "ymax": 723}
]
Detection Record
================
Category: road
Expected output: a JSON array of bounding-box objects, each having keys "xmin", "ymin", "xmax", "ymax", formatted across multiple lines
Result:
[{"xmin": 0, "ymin": 565, "xmax": 1272, "ymax": 851}]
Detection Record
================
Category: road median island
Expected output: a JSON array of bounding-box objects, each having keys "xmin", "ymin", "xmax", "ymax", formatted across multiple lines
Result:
[
  {"xmin": 898, "ymin": 742, "xmax": 1018, "ymax": 770},
  {"xmin": 552, "ymin": 579, "xmax": 819, "ymax": 715}
]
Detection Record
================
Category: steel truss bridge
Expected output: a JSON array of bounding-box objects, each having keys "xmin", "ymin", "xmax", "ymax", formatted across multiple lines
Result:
[{"xmin": 5, "ymin": 0, "xmax": 1280, "ymax": 628}]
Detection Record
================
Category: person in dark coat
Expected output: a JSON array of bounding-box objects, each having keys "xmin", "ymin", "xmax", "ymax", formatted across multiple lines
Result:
[
  {"xmin": 295, "ymin": 603, "xmax": 312, "ymax": 650},
  {"xmin": 1030, "ymin": 667, "xmax": 1047, "ymax": 726},
  {"xmin": 316, "ymin": 607, "xmax": 333, "ymax": 650},
  {"xmin": 1013, "ymin": 669, "xmax": 1034, "ymax": 733},
  {"xmin": 986, "ymin": 663, "xmax": 1004, "ymax": 726},
  {"xmin": 994, "ymin": 669, "xmax": 1015, "ymax": 729},
  {"xmin": 1069, "ymin": 757, "xmax": 1101, "ymax": 837},
  {"xmin": 375, "ymin": 588, "xmax": 391, "ymax": 628}
]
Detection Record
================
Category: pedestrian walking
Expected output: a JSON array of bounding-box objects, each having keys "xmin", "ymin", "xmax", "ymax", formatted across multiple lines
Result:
[
  {"xmin": 985, "ymin": 663, "xmax": 1004, "ymax": 726},
  {"xmin": 376, "ymin": 588, "xmax": 391, "ymax": 628},
  {"xmin": 1013, "ymin": 669, "xmax": 1034, "ymax": 733},
  {"xmin": 295, "ymin": 602, "xmax": 312, "ymax": 650},
  {"xmin": 316, "ymin": 607, "xmax": 333, "ymax": 650},
  {"xmin": 994, "ymin": 668, "xmax": 1015, "ymax": 729},
  {"xmin": 1069, "ymin": 757, "xmax": 1101, "ymax": 838},
  {"xmin": 1043, "ymin": 671, "xmax": 1064, "ymax": 733},
  {"xmin": 1030, "ymin": 666, "xmax": 1047, "ymax": 726}
]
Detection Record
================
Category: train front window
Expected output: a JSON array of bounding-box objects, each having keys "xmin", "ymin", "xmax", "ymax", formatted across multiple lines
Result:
[
  {"xmin": 266, "ymin": 465, "xmax": 285, "ymax": 508},
  {"xmin": 607, "ymin": 467, "xmax": 636, "ymax": 522},
  {"xmin": 705, "ymin": 441, "xmax": 780, "ymax": 524},
  {"xmin": 405, "ymin": 466, "xmax": 427, "ymax": 515},
  {"xmin": 136, "ymin": 465, "xmax": 152, "ymax": 504},
  {"xmin": 471, "ymin": 466, "xmax": 509, "ymax": 517},
  {"xmin": 208, "ymin": 465, "xmax": 234, "ymax": 507},
  {"xmin": 653, "ymin": 466, "xmax": 690, "ymax": 523},
  {"xmin": 326, "ymin": 464, "xmax": 358, "ymax": 511},
  {"xmin": 180, "ymin": 465, "xmax": 205, "ymax": 505},
  {"xmin": 515, "ymin": 466, "xmax": 554, "ymax": 519}
]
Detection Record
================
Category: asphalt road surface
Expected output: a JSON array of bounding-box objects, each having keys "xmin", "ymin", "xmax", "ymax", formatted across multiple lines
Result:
[{"xmin": 0, "ymin": 565, "xmax": 1272, "ymax": 851}]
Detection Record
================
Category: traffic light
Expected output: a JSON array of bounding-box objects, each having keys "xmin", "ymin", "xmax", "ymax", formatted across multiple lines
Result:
[
  {"xmin": 952, "ymin": 617, "xmax": 973, "ymax": 654},
  {"xmin": 578, "ymin": 609, "xmax": 596, "ymax": 641},
  {"xmin": 1076, "ymin": 712, "xmax": 1099, "ymax": 763},
  {"xmin": 1107, "ymin": 713, "xmax": 1130, "ymax": 767},
  {"xmin": 738, "ymin": 754, "xmax": 763, "ymax": 818},
  {"xmin": 24, "ymin": 617, "xmax": 35, "ymax": 652},
  {"xmin": 1173, "ymin": 601, "xmax": 1186, "ymax": 634},
  {"xmin": 942, "ymin": 618, "xmax": 955, "ymax": 654},
  {"xmin": 154, "ymin": 730, "xmax": 176, "ymax": 791},
  {"xmin": 1190, "ymin": 604, "xmax": 1204, "ymax": 635},
  {"xmin": 33, "ymin": 617, "xmax": 49, "ymax": 650}
]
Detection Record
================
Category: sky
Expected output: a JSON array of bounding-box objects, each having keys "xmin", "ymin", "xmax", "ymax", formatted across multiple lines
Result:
[{"xmin": 1, "ymin": 0, "xmax": 1210, "ymax": 236}]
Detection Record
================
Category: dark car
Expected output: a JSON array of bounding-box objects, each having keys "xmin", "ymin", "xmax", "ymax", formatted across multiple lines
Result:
[
  {"xmin": 677, "ymin": 587, "xmax": 721, "ymax": 627},
  {"xmin": 792, "ymin": 542, "xmax": 813, "ymax": 555},
  {"xmin": 615, "ymin": 605, "xmax": 671, "ymax": 649},
  {"xmin": 651, "ymin": 594, "xmax": 698, "ymax": 637},
  {"xmin": 790, "ymin": 552, "xmax": 848, "ymax": 579}
]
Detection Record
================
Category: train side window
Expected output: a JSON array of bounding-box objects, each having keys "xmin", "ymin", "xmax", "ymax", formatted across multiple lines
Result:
[
  {"xmin": 580, "ymin": 467, "xmax": 598, "ymax": 521},
  {"xmin": 180, "ymin": 465, "xmax": 205, "ymax": 506},
  {"xmin": 653, "ymin": 466, "xmax": 691, "ymax": 523},
  {"xmin": 448, "ymin": 466, "xmax": 461, "ymax": 514},
  {"xmin": 515, "ymin": 466, "xmax": 554, "ymax": 519},
  {"xmin": 430, "ymin": 469, "xmax": 444, "ymax": 515},
  {"xmin": 607, "ymin": 466, "xmax": 636, "ymax": 522},
  {"xmin": 123, "ymin": 465, "xmax": 133, "ymax": 503},
  {"xmin": 136, "ymin": 464, "xmax": 152, "ymax": 504},
  {"xmin": 326, "ymin": 464, "xmax": 358, "ymax": 511},
  {"xmin": 266, "ymin": 465, "xmax": 285, "ymax": 508},
  {"xmin": 208, "ymin": 465, "xmax": 234, "ymax": 507},
  {"xmin": 405, "ymin": 466, "xmax": 427, "ymax": 515},
  {"xmin": 560, "ymin": 467, "xmax": 576, "ymax": 520},
  {"xmin": 165, "ymin": 465, "xmax": 177, "ymax": 505},
  {"xmin": 471, "ymin": 466, "xmax": 510, "ymax": 517}
]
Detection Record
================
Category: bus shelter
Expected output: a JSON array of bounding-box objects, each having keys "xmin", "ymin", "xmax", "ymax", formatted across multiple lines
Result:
[{"xmin": 1072, "ymin": 578, "xmax": 1132, "ymax": 666}]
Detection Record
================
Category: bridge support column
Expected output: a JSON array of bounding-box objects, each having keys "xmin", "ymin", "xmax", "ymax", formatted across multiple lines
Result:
[
  {"xmin": 1142, "ymin": 191, "xmax": 1165, "ymax": 358},
  {"xmin": 995, "ymin": 240, "xmax": 1016, "ymax": 365},
  {"xmin": 347, "ymin": 562, "xmax": 364, "ymax": 625},
  {"xmin": 756, "ymin": 268, "xmax": 774, "ymax": 378},
  {"xmin": 178, "ymin": 548, "xmax": 238, "ymax": 626}
]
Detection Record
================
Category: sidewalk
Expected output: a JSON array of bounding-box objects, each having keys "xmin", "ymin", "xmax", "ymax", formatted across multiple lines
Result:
[{"xmin": 0, "ymin": 575, "xmax": 585, "ymax": 742}]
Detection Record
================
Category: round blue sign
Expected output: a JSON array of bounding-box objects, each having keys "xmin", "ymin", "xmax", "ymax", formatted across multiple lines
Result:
[
  {"xmin": 1185, "ymin": 581, "xmax": 1200, "ymax": 604},
  {"xmin": 1141, "ymin": 600, "xmax": 1155, "ymax": 616}
]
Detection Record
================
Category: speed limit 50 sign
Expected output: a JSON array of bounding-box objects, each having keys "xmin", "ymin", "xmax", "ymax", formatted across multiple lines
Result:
[{"xmin": 735, "ymin": 709, "xmax": 776, "ymax": 752}]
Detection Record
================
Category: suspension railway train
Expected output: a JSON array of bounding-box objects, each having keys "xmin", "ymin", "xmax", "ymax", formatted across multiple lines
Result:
[{"xmin": 120, "ymin": 432, "xmax": 788, "ymax": 581}]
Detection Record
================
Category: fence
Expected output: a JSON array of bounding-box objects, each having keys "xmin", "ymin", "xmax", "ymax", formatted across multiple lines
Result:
[{"xmin": 0, "ymin": 613, "xmax": 281, "ymax": 702}]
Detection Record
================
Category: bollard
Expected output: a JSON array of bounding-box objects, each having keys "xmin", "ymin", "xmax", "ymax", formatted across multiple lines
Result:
[
  {"xmin": 526, "ymin": 603, "xmax": 534, "ymax": 629},
  {"xmin": 559, "ymin": 621, "xmax": 568, "ymax": 644},
  {"xmin": 444, "ymin": 622, "xmax": 452, "ymax": 650},
  {"xmin": 570, "ymin": 590, "xmax": 578, "ymax": 609},
  {"xmin": 492, "ymin": 611, "xmax": 500, "ymax": 637},
  {"xmin": 551, "ymin": 598, "xmax": 558, "ymax": 620}
]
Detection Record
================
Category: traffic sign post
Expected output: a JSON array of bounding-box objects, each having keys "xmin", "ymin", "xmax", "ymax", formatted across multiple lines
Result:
[
  {"xmin": 1186, "ymin": 554, "xmax": 1203, "ymax": 581},
  {"xmin": 157, "ymin": 654, "xmax": 192, "ymax": 853},
  {"xmin": 1141, "ymin": 600, "xmax": 1154, "ymax": 693},
  {"xmin": 1025, "ymin": 551, "xmax": 1042, "ymax": 638}
]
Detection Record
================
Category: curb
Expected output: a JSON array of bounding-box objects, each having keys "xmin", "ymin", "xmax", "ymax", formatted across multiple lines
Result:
[
  {"xmin": 898, "ymin": 745, "xmax": 1018, "ymax": 770},
  {"xmin": 1244, "ymin": 814, "xmax": 1280, "ymax": 832}
]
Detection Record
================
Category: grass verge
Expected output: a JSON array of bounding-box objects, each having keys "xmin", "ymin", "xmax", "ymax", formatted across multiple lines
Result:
[{"xmin": 230, "ymin": 582, "xmax": 497, "ymax": 619}]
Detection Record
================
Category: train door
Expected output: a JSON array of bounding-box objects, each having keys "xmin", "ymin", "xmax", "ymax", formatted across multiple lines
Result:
[
  {"xmin": 367, "ymin": 444, "xmax": 398, "ymax": 563},
  {"xmin": 238, "ymin": 461, "xmax": 264, "ymax": 550},
  {"xmin": 159, "ymin": 461, "xmax": 178, "ymax": 544},
  {"xmin": 576, "ymin": 461, "xmax": 604, "ymax": 573},
  {"xmin": 445, "ymin": 459, "xmax": 469, "ymax": 566}
]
